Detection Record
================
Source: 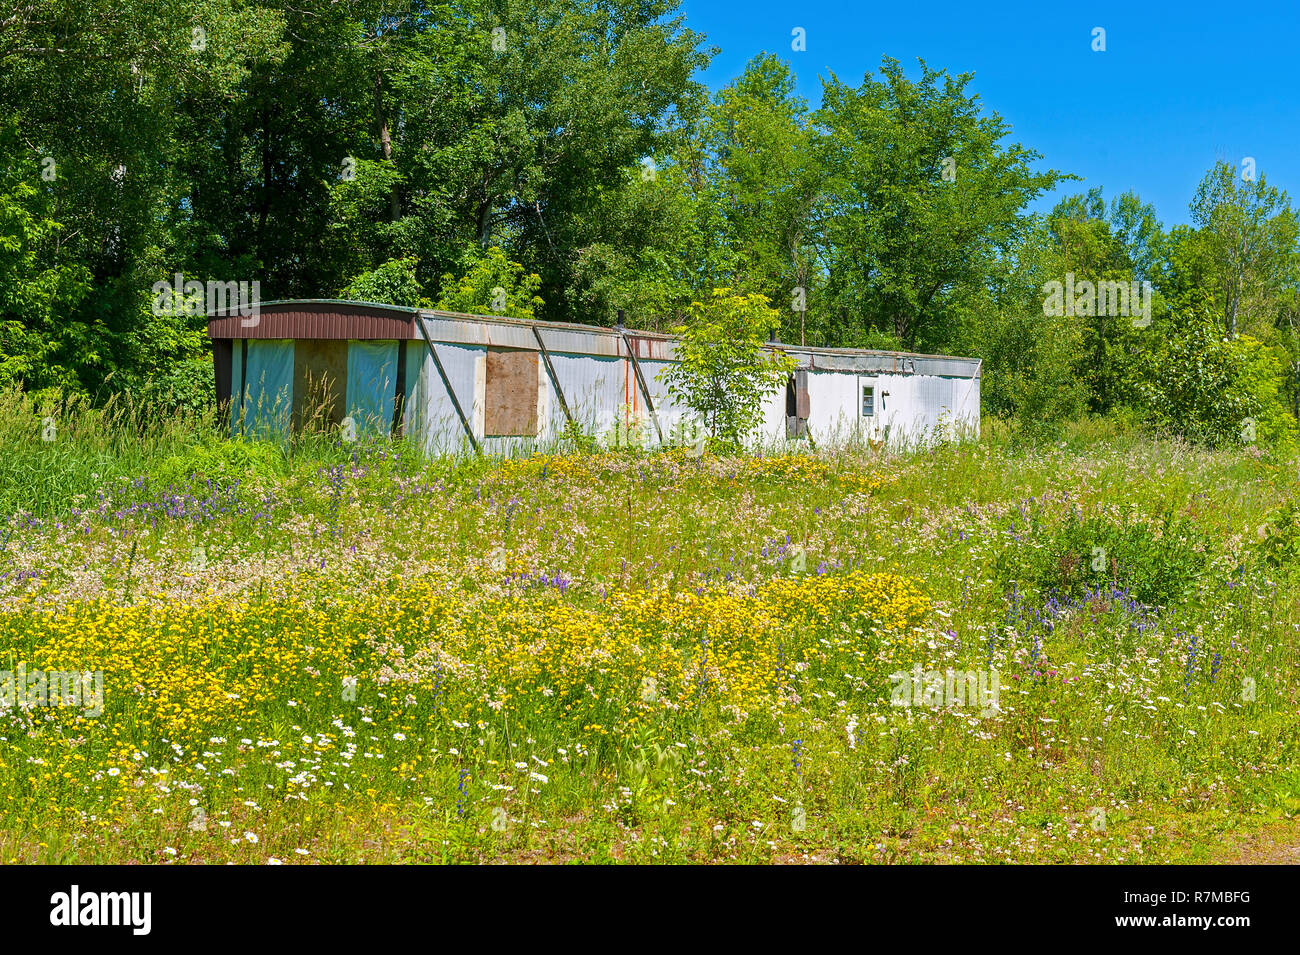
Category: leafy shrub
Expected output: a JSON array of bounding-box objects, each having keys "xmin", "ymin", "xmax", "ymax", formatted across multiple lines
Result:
[
  {"xmin": 658, "ymin": 289, "xmax": 795, "ymax": 446},
  {"xmin": 998, "ymin": 509, "xmax": 1209, "ymax": 607},
  {"xmin": 135, "ymin": 355, "xmax": 217, "ymax": 419},
  {"xmin": 1255, "ymin": 499, "xmax": 1300, "ymax": 569},
  {"xmin": 1136, "ymin": 316, "xmax": 1297, "ymax": 453},
  {"xmin": 341, "ymin": 256, "xmax": 431, "ymax": 308},
  {"xmin": 436, "ymin": 247, "xmax": 543, "ymax": 319}
]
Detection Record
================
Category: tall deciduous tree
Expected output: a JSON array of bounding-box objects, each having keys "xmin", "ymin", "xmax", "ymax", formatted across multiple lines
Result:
[
  {"xmin": 813, "ymin": 57, "xmax": 1065, "ymax": 351},
  {"xmin": 1046, "ymin": 187, "xmax": 1161, "ymax": 414},
  {"xmin": 704, "ymin": 54, "xmax": 822, "ymax": 343},
  {"xmin": 1, "ymin": 0, "xmax": 285, "ymax": 395},
  {"xmin": 1190, "ymin": 160, "xmax": 1298, "ymax": 338}
]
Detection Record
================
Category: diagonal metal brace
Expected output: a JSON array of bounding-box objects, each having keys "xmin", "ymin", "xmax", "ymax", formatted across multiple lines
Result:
[
  {"xmin": 616, "ymin": 326, "xmax": 664, "ymax": 445},
  {"xmin": 417, "ymin": 317, "xmax": 480, "ymax": 454},
  {"xmin": 531, "ymin": 323, "xmax": 576, "ymax": 431}
]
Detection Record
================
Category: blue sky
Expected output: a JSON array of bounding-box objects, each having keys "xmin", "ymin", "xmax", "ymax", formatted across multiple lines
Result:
[{"xmin": 679, "ymin": 0, "xmax": 1300, "ymax": 227}]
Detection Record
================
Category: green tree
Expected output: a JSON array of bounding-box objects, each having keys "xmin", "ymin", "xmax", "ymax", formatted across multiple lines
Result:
[
  {"xmin": 658, "ymin": 289, "xmax": 795, "ymax": 447},
  {"xmin": 813, "ymin": 57, "xmax": 1066, "ymax": 352},
  {"xmin": 967, "ymin": 217, "xmax": 1086, "ymax": 436},
  {"xmin": 1136, "ymin": 310, "xmax": 1296, "ymax": 451},
  {"xmin": 565, "ymin": 144, "xmax": 732, "ymax": 330},
  {"xmin": 1190, "ymin": 161, "xmax": 1299, "ymax": 338},
  {"xmin": 0, "ymin": 124, "xmax": 93, "ymax": 394},
  {"xmin": 391, "ymin": 0, "xmax": 710, "ymax": 324},
  {"xmin": 704, "ymin": 54, "xmax": 822, "ymax": 343},
  {"xmin": 1108, "ymin": 190, "xmax": 1164, "ymax": 282},
  {"xmin": 436, "ymin": 247, "xmax": 543, "ymax": 319},
  {"xmin": 0, "ymin": 0, "xmax": 284, "ymax": 396},
  {"xmin": 1046, "ymin": 187, "xmax": 1160, "ymax": 415}
]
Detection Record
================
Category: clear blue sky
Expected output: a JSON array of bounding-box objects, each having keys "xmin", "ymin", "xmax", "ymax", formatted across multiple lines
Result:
[{"xmin": 679, "ymin": 0, "xmax": 1300, "ymax": 227}]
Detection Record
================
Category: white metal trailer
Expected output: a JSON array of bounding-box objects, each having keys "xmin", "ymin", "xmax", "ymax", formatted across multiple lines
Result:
[{"xmin": 209, "ymin": 300, "xmax": 981, "ymax": 454}]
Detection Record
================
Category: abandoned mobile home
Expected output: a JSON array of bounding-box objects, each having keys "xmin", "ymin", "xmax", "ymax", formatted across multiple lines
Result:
[{"xmin": 208, "ymin": 300, "xmax": 981, "ymax": 453}]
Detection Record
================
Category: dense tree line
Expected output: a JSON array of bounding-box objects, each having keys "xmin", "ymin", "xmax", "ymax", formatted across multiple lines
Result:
[{"xmin": 2, "ymin": 1, "xmax": 1298, "ymax": 444}]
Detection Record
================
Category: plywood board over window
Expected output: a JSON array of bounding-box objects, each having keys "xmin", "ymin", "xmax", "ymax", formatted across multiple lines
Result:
[
  {"xmin": 293, "ymin": 339, "xmax": 347, "ymax": 432},
  {"xmin": 484, "ymin": 348, "xmax": 540, "ymax": 436}
]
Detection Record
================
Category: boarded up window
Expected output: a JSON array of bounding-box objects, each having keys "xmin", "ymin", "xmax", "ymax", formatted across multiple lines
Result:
[
  {"xmin": 484, "ymin": 349, "xmax": 539, "ymax": 436},
  {"xmin": 293, "ymin": 339, "xmax": 347, "ymax": 432}
]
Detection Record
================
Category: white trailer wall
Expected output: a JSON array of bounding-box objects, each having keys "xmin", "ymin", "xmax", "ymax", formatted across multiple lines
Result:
[
  {"xmin": 549, "ymin": 353, "xmax": 629, "ymax": 442},
  {"xmin": 401, "ymin": 316, "xmax": 981, "ymax": 454},
  {"xmin": 406, "ymin": 343, "xmax": 482, "ymax": 455}
]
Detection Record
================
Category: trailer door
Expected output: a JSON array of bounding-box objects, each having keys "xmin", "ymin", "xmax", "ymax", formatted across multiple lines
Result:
[{"xmin": 857, "ymin": 375, "xmax": 887, "ymax": 444}]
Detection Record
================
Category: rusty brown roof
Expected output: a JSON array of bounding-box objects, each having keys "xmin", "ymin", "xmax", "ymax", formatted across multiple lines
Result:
[{"xmin": 207, "ymin": 300, "xmax": 419, "ymax": 340}]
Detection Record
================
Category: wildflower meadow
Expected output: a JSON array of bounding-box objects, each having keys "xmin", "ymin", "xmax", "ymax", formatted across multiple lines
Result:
[{"xmin": 1, "ymin": 396, "xmax": 1297, "ymax": 864}]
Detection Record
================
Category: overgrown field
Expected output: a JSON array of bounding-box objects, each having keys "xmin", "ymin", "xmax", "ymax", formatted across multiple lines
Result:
[{"xmin": 2, "ymin": 406, "xmax": 1299, "ymax": 863}]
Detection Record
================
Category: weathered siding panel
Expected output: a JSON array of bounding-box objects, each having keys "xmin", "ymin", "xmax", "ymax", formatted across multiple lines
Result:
[
  {"xmin": 411, "ymin": 341, "xmax": 483, "ymax": 455},
  {"xmin": 548, "ymin": 352, "xmax": 628, "ymax": 443},
  {"xmin": 292, "ymin": 339, "xmax": 347, "ymax": 431}
]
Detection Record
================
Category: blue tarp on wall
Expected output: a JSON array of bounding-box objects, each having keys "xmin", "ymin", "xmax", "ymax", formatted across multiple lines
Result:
[
  {"xmin": 346, "ymin": 341, "xmax": 398, "ymax": 436},
  {"xmin": 235, "ymin": 340, "xmax": 294, "ymax": 436}
]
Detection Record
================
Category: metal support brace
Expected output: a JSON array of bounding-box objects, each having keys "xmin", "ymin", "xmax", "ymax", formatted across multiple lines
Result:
[
  {"xmin": 616, "ymin": 326, "xmax": 664, "ymax": 445},
  {"xmin": 531, "ymin": 324, "xmax": 576, "ymax": 431},
  {"xmin": 416, "ymin": 318, "xmax": 480, "ymax": 454}
]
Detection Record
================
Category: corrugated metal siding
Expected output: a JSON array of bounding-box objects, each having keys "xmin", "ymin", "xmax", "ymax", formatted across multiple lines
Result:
[
  {"xmin": 535, "ymin": 324, "xmax": 623, "ymax": 358},
  {"xmin": 795, "ymin": 350, "xmax": 979, "ymax": 378},
  {"xmin": 409, "ymin": 341, "xmax": 483, "ymax": 456},
  {"xmin": 548, "ymin": 353, "xmax": 630, "ymax": 441},
  {"xmin": 209, "ymin": 301, "xmax": 418, "ymax": 340},
  {"xmin": 624, "ymin": 332, "xmax": 676, "ymax": 362},
  {"xmin": 881, "ymin": 374, "xmax": 981, "ymax": 445}
]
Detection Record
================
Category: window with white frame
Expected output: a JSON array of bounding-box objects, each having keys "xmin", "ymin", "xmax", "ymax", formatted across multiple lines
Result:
[{"xmin": 861, "ymin": 383, "xmax": 875, "ymax": 417}]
